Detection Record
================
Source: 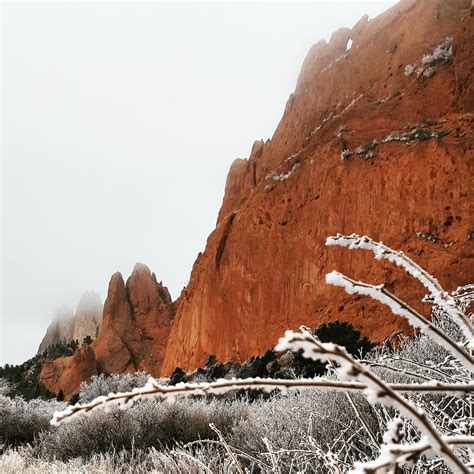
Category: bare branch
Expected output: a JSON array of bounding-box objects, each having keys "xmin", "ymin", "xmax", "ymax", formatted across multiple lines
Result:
[
  {"xmin": 352, "ymin": 435, "xmax": 474, "ymax": 474},
  {"xmin": 50, "ymin": 376, "xmax": 474, "ymax": 427}
]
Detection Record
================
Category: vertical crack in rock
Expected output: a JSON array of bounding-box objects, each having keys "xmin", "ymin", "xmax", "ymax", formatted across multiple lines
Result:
[{"xmin": 215, "ymin": 212, "xmax": 236, "ymax": 271}]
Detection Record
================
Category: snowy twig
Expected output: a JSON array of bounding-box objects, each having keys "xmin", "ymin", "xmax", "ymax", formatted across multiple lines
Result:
[
  {"xmin": 326, "ymin": 234, "xmax": 473, "ymax": 342},
  {"xmin": 275, "ymin": 330, "xmax": 470, "ymax": 473},
  {"xmin": 362, "ymin": 361, "xmax": 432, "ymax": 381},
  {"xmin": 50, "ymin": 377, "xmax": 473, "ymax": 427},
  {"xmin": 326, "ymin": 271, "xmax": 473, "ymax": 372},
  {"xmin": 210, "ymin": 423, "xmax": 243, "ymax": 474},
  {"xmin": 352, "ymin": 435, "xmax": 474, "ymax": 474}
]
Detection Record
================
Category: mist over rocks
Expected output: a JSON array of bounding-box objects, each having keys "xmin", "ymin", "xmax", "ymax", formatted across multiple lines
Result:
[
  {"xmin": 38, "ymin": 305, "xmax": 75, "ymax": 354},
  {"xmin": 72, "ymin": 291, "xmax": 103, "ymax": 343},
  {"xmin": 38, "ymin": 293, "xmax": 103, "ymax": 355}
]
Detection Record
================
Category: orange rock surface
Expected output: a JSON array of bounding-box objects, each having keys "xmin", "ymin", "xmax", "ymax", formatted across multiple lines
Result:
[
  {"xmin": 39, "ymin": 345, "xmax": 97, "ymax": 400},
  {"xmin": 92, "ymin": 264, "xmax": 174, "ymax": 376},
  {"xmin": 161, "ymin": 0, "xmax": 473, "ymax": 373},
  {"xmin": 40, "ymin": 0, "xmax": 473, "ymax": 394}
]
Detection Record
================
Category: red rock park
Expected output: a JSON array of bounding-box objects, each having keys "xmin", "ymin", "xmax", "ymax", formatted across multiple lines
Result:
[{"xmin": 37, "ymin": 0, "xmax": 472, "ymax": 399}]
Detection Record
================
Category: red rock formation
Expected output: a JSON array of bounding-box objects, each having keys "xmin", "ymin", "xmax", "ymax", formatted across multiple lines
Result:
[
  {"xmin": 39, "ymin": 344, "xmax": 97, "ymax": 399},
  {"xmin": 39, "ymin": 264, "xmax": 174, "ymax": 397},
  {"xmin": 40, "ymin": 0, "xmax": 473, "ymax": 391},
  {"xmin": 161, "ymin": 0, "xmax": 473, "ymax": 373},
  {"xmin": 92, "ymin": 264, "xmax": 174, "ymax": 376}
]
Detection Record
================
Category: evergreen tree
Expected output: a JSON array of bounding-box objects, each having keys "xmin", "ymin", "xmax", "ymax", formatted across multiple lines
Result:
[
  {"xmin": 169, "ymin": 367, "xmax": 186, "ymax": 386},
  {"xmin": 314, "ymin": 321, "xmax": 374, "ymax": 358}
]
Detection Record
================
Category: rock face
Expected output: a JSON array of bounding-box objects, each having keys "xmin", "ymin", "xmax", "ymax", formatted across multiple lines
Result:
[
  {"xmin": 40, "ymin": 0, "xmax": 473, "ymax": 392},
  {"xmin": 38, "ymin": 305, "xmax": 75, "ymax": 354},
  {"xmin": 71, "ymin": 291, "xmax": 103, "ymax": 343},
  {"xmin": 39, "ymin": 264, "xmax": 174, "ymax": 397},
  {"xmin": 161, "ymin": 0, "xmax": 473, "ymax": 373},
  {"xmin": 38, "ymin": 293, "xmax": 103, "ymax": 354},
  {"xmin": 92, "ymin": 264, "xmax": 174, "ymax": 376},
  {"xmin": 39, "ymin": 344, "xmax": 97, "ymax": 400}
]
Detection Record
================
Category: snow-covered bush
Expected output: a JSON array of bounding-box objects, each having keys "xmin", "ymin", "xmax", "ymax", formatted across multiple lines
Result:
[
  {"xmin": 267, "ymin": 163, "xmax": 300, "ymax": 182},
  {"xmin": 0, "ymin": 443, "xmax": 228, "ymax": 474},
  {"xmin": 79, "ymin": 372, "xmax": 150, "ymax": 403},
  {"xmin": 0, "ymin": 378, "xmax": 11, "ymax": 396},
  {"xmin": 404, "ymin": 64, "xmax": 415, "ymax": 76},
  {"xmin": 34, "ymin": 397, "xmax": 247, "ymax": 461},
  {"xmin": 404, "ymin": 37, "xmax": 453, "ymax": 81},
  {"xmin": 228, "ymin": 389, "xmax": 380, "ymax": 471},
  {"xmin": 0, "ymin": 396, "xmax": 66, "ymax": 446},
  {"xmin": 422, "ymin": 37, "xmax": 453, "ymax": 65}
]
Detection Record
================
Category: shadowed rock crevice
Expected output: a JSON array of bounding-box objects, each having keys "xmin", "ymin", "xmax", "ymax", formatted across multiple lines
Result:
[{"xmin": 215, "ymin": 212, "xmax": 236, "ymax": 271}]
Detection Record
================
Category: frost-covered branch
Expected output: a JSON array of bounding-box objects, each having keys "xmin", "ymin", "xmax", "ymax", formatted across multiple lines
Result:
[
  {"xmin": 326, "ymin": 271, "xmax": 473, "ymax": 372},
  {"xmin": 275, "ymin": 330, "xmax": 470, "ymax": 473},
  {"xmin": 326, "ymin": 234, "xmax": 473, "ymax": 342},
  {"xmin": 50, "ymin": 376, "xmax": 473, "ymax": 427},
  {"xmin": 352, "ymin": 435, "xmax": 474, "ymax": 474}
]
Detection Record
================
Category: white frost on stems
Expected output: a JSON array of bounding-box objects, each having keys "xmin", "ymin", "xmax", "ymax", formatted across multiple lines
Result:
[
  {"xmin": 351, "ymin": 435, "xmax": 474, "ymax": 474},
  {"xmin": 276, "ymin": 330, "xmax": 470, "ymax": 474},
  {"xmin": 49, "ymin": 374, "xmax": 472, "ymax": 427},
  {"xmin": 326, "ymin": 234, "xmax": 473, "ymax": 345},
  {"xmin": 382, "ymin": 418, "xmax": 404, "ymax": 445},
  {"xmin": 325, "ymin": 271, "xmax": 473, "ymax": 372}
]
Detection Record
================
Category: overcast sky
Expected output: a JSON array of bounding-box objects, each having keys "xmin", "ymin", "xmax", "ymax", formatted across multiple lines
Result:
[{"xmin": 1, "ymin": 1, "xmax": 395, "ymax": 365}]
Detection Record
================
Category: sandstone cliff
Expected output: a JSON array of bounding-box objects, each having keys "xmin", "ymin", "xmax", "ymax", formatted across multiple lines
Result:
[
  {"xmin": 161, "ymin": 0, "xmax": 473, "ymax": 372},
  {"xmin": 39, "ymin": 344, "xmax": 97, "ymax": 400},
  {"xmin": 40, "ymin": 0, "xmax": 473, "ymax": 394},
  {"xmin": 92, "ymin": 264, "xmax": 174, "ymax": 376}
]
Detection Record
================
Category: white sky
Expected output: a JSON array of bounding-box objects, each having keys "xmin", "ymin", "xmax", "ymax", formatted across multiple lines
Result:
[{"xmin": 1, "ymin": 1, "xmax": 396, "ymax": 365}]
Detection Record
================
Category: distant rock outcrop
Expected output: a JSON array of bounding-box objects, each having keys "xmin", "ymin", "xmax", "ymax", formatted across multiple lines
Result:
[
  {"xmin": 71, "ymin": 291, "xmax": 103, "ymax": 343},
  {"xmin": 38, "ymin": 293, "xmax": 103, "ymax": 354},
  {"xmin": 92, "ymin": 263, "xmax": 174, "ymax": 376},
  {"xmin": 38, "ymin": 305, "xmax": 75, "ymax": 354},
  {"xmin": 39, "ymin": 264, "xmax": 174, "ymax": 397}
]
